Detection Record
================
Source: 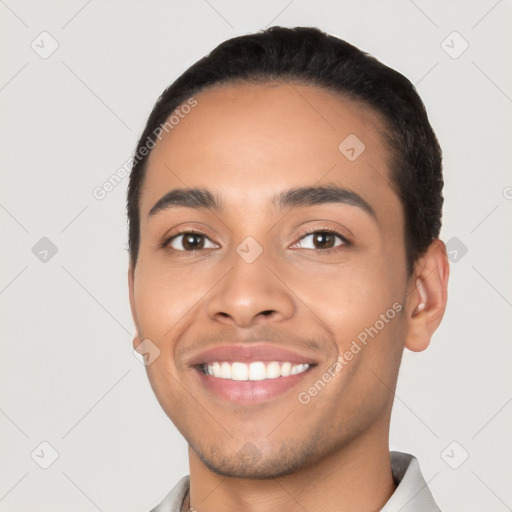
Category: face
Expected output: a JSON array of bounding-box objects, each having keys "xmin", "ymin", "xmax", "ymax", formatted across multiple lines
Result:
[{"xmin": 129, "ymin": 82, "xmax": 412, "ymax": 478}]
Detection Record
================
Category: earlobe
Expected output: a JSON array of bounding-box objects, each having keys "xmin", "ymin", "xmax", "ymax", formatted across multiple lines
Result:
[{"xmin": 405, "ymin": 239, "xmax": 450, "ymax": 352}]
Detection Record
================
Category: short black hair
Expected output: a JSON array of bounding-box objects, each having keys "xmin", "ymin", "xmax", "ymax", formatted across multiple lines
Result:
[{"xmin": 127, "ymin": 26, "xmax": 443, "ymax": 274}]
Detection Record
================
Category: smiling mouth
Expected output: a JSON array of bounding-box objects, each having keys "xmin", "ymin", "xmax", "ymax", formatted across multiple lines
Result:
[
  {"xmin": 199, "ymin": 361, "xmax": 313, "ymax": 380},
  {"xmin": 193, "ymin": 360, "xmax": 317, "ymax": 405}
]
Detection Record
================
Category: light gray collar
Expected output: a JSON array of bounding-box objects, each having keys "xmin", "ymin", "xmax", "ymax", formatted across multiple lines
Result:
[{"xmin": 150, "ymin": 451, "xmax": 441, "ymax": 512}]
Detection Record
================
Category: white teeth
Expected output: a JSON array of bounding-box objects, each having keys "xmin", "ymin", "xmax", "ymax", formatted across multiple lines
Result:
[
  {"xmin": 203, "ymin": 361, "xmax": 310, "ymax": 380},
  {"xmin": 220, "ymin": 362, "xmax": 231, "ymax": 379},
  {"xmin": 248, "ymin": 362, "xmax": 267, "ymax": 381},
  {"xmin": 231, "ymin": 362, "xmax": 249, "ymax": 381},
  {"xmin": 266, "ymin": 361, "xmax": 281, "ymax": 379},
  {"xmin": 280, "ymin": 362, "xmax": 292, "ymax": 377},
  {"xmin": 290, "ymin": 363, "xmax": 308, "ymax": 375}
]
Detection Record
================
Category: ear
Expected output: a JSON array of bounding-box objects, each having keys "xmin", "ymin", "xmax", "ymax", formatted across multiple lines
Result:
[
  {"xmin": 128, "ymin": 263, "xmax": 142, "ymax": 351},
  {"xmin": 404, "ymin": 239, "xmax": 450, "ymax": 352}
]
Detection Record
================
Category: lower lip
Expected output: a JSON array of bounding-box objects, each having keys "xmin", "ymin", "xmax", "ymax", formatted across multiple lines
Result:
[{"xmin": 193, "ymin": 366, "xmax": 315, "ymax": 405}]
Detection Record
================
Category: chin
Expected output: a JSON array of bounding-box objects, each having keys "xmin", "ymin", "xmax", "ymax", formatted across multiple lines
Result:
[{"xmin": 194, "ymin": 440, "xmax": 319, "ymax": 479}]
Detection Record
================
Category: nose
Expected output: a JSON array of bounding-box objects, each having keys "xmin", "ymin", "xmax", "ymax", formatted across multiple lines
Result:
[{"xmin": 205, "ymin": 249, "xmax": 296, "ymax": 328}]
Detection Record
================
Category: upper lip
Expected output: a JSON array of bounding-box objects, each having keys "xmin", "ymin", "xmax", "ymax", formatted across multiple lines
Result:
[{"xmin": 186, "ymin": 343, "xmax": 320, "ymax": 366}]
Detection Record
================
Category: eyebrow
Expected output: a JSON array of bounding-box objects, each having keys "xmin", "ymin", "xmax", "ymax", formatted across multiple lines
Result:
[{"xmin": 148, "ymin": 185, "xmax": 376, "ymax": 220}]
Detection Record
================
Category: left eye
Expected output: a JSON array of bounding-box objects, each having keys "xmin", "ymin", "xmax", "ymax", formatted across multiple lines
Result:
[{"xmin": 292, "ymin": 231, "xmax": 346, "ymax": 250}]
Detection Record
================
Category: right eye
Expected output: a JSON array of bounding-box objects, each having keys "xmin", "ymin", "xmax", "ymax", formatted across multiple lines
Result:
[{"xmin": 164, "ymin": 231, "xmax": 218, "ymax": 252}]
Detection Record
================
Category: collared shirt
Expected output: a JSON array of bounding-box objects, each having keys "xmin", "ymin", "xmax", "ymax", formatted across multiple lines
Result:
[{"xmin": 149, "ymin": 451, "xmax": 441, "ymax": 512}]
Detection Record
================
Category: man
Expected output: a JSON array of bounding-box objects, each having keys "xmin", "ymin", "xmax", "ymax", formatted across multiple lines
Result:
[{"xmin": 127, "ymin": 26, "xmax": 449, "ymax": 512}]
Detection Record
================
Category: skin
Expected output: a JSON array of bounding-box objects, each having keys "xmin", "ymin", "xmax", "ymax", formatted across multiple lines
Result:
[{"xmin": 128, "ymin": 82, "xmax": 449, "ymax": 512}]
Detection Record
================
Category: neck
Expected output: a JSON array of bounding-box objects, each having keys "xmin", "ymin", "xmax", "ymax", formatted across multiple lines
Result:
[{"xmin": 184, "ymin": 424, "xmax": 396, "ymax": 512}]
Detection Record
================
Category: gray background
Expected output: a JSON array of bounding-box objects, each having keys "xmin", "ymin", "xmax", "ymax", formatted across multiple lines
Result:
[{"xmin": 1, "ymin": 0, "xmax": 511, "ymax": 511}]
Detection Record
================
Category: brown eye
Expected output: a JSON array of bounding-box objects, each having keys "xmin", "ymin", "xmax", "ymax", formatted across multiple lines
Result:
[
  {"xmin": 311, "ymin": 232, "xmax": 337, "ymax": 249},
  {"xmin": 293, "ymin": 230, "xmax": 347, "ymax": 251},
  {"xmin": 168, "ymin": 232, "xmax": 217, "ymax": 252}
]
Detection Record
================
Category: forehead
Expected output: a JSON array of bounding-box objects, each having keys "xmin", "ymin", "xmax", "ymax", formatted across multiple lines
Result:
[{"xmin": 139, "ymin": 82, "xmax": 399, "ymax": 222}]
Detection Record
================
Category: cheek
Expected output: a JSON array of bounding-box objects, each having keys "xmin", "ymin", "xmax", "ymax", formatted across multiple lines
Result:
[
  {"xmin": 295, "ymin": 258, "xmax": 400, "ymax": 327},
  {"xmin": 296, "ymin": 259, "xmax": 405, "ymax": 376},
  {"xmin": 133, "ymin": 265, "xmax": 191, "ymax": 349},
  {"xmin": 135, "ymin": 243, "xmax": 199, "ymax": 307},
  {"xmin": 134, "ymin": 282, "xmax": 172, "ymax": 336}
]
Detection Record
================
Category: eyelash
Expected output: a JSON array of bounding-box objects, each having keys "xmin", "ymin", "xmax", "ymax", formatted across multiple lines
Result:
[
  {"xmin": 161, "ymin": 227, "xmax": 351, "ymax": 255},
  {"xmin": 293, "ymin": 227, "xmax": 351, "ymax": 253}
]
